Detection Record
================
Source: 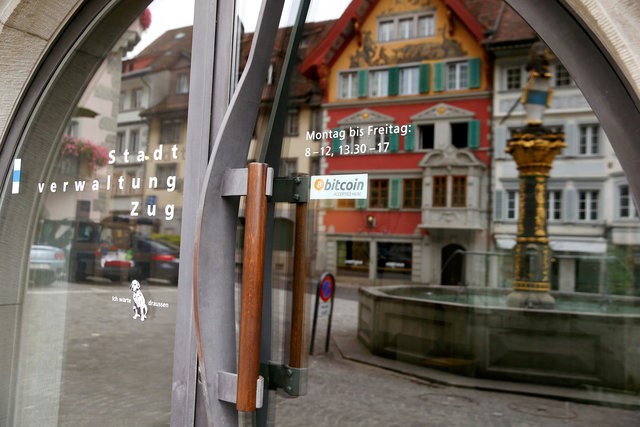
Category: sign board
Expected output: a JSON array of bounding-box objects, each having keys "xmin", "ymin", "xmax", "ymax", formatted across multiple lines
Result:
[
  {"xmin": 310, "ymin": 272, "xmax": 336, "ymax": 355},
  {"xmin": 310, "ymin": 174, "xmax": 368, "ymax": 200}
]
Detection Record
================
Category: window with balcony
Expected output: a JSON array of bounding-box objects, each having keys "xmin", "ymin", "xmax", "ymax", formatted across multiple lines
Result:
[
  {"xmin": 452, "ymin": 176, "xmax": 467, "ymax": 207},
  {"xmin": 433, "ymin": 176, "xmax": 447, "ymax": 207}
]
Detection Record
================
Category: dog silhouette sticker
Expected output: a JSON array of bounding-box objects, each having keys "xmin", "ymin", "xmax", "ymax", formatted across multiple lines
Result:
[{"xmin": 130, "ymin": 280, "xmax": 148, "ymax": 321}]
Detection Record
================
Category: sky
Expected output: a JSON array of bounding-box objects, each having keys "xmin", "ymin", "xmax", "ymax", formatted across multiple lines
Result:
[{"xmin": 128, "ymin": 0, "xmax": 351, "ymax": 57}]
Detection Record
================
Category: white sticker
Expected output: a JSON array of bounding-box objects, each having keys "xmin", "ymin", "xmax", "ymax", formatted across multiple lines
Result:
[{"xmin": 310, "ymin": 174, "xmax": 368, "ymax": 200}]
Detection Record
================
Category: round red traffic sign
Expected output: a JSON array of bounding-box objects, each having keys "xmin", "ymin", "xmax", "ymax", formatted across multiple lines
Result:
[{"xmin": 319, "ymin": 273, "xmax": 335, "ymax": 302}]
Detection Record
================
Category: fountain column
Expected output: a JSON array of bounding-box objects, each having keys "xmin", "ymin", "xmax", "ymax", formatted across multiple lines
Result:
[{"xmin": 505, "ymin": 41, "xmax": 566, "ymax": 308}]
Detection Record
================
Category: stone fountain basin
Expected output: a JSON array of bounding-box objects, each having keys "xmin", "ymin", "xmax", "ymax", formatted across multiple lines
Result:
[{"xmin": 358, "ymin": 285, "xmax": 640, "ymax": 392}]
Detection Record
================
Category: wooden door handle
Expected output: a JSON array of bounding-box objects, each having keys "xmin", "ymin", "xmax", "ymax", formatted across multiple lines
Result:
[{"xmin": 237, "ymin": 162, "xmax": 268, "ymax": 412}]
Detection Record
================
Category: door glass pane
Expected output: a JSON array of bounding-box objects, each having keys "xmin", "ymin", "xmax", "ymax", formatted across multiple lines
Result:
[
  {"xmin": 234, "ymin": 0, "xmax": 640, "ymax": 424},
  {"xmin": 1, "ymin": 0, "xmax": 193, "ymax": 423}
]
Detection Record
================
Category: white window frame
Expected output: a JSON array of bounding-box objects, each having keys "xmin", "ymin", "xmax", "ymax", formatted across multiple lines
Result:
[
  {"xmin": 176, "ymin": 72, "xmax": 189, "ymax": 94},
  {"xmin": 578, "ymin": 190, "xmax": 599, "ymax": 221},
  {"xmin": 554, "ymin": 63, "xmax": 574, "ymax": 87},
  {"xmin": 579, "ymin": 124, "xmax": 600, "ymax": 155},
  {"xmin": 399, "ymin": 66, "xmax": 419, "ymax": 95},
  {"xmin": 339, "ymin": 71, "xmax": 358, "ymax": 99},
  {"xmin": 447, "ymin": 61, "xmax": 469, "ymax": 90},
  {"xmin": 618, "ymin": 184, "xmax": 637, "ymax": 218},
  {"xmin": 398, "ymin": 18, "xmax": 415, "ymax": 40},
  {"xmin": 504, "ymin": 66, "xmax": 524, "ymax": 91},
  {"xmin": 369, "ymin": 69, "xmax": 389, "ymax": 97},
  {"xmin": 417, "ymin": 15, "xmax": 435, "ymax": 37},
  {"xmin": 377, "ymin": 13, "xmax": 435, "ymax": 43},
  {"xmin": 547, "ymin": 190, "xmax": 562, "ymax": 221},
  {"xmin": 378, "ymin": 20, "xmax": 394, "ymax": 42},
  {"xmin": 506, "ymin": 189, "xmax": 519, "ymax": 220}
]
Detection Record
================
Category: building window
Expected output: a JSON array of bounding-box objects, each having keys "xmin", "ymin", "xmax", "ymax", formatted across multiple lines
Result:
[
  {"xmin": 369, "ymin": 69, "xmax": 389, "ymax": 97},
  {"xmin": 619, "ymin": 185, "xmax": 637, "ymax": 218},
  {"xmin": 403, "ymin": 178, "xmax": 422, "ymax": 209},
  {"xmin": 119, "ymin": 91, "xmax": 126, "ymax": 112},
  {"xmin": 447, "ymin": 61, "xmax": 469, "ymax": 90},
  {"xmin": 548, "ymin": 190, "xmax": 562, "ymax": 221},
  {"xmin": 505, "ymin": 67, "xmax": 523, "ymax": 90},
  {"xmin": 337, "ymin": 241, "xmax": 370, "ymax": 278},
  {"xmin": 116, "ymin": 132, "xmax": 126, "ymax": 153},
  {"xmin": 339, "ymin": 71, "xmax": 358, "ymax": 99},
  {"xmin": 129, "ymin": 129, "xmax": 140, "ymax": 152},
  {"xmin": 161, "ymin": 119, "xmax": 182, "ymax": 145},
  {"xmin": 433, "ymin": 176, "xmax": 447, "ymax": 207},
  {"xmin": 419, "ymin": 124, "xmax": 434, "ymax": 149},
  {"xmin": 578, "ymin": 190, "xmax": 599, "ymax": 220},
  {"xmin": 279, "ymin": 158, "xmax": 297, "ymax": 177},
  {"xmin": 555, "ymin": 63, "xmax": 573, "ymax": 87},
  {"xmin": 176, "ymin": 72, "xmax": 189, "ymax": 94},
  {"xmin": 398, "ymin": 18, "xmax": 415, "ymax": 40},
  {"xmin": 310, "ymin": 108, "xmax": 322, "ymax": 133},
  {"xmin": 417, "ymin": 15, "xmax": 435, "ymax": 37},
  {"xmin": 452, "ymin": 176, "xmax": 467, "ymax": 207},
  {"xmin": 285, "ymin": 109, "xmax": 299, "ymax": 135},
  {"xmin": 399, "ymin": 66, "xmax": 419, "ymax": 95},
  {"xmin": 579, "ymin": 124, "xmax": 600, "ymax": 155},
  {"xmin": 378, "ymin": 14, "xmax": 435, "ymax": 42},
  {"xmin": 377, "ymin": 242, "xmax": 412, "ymax": 279},
  {"xmin": 451, "ymin": 122, "xmax": 469, "ymax": 148},
  {"xmin": 378, "ymin": 20, "xmax": 394, "ymax": 42},
  {"xmin": 131, "ymin": 88, "xmax": 143, "ymax": 109},
  {"xmin": 506, "ymin": 190, "xmax": 518, "ymax": 220},
  {"xmin": 156, "ymin": 164, "xmax": 177, "ymax": 189},
  {"xmin": 370, "ymin": 179, "xmax": 389, "ymax": 208}
]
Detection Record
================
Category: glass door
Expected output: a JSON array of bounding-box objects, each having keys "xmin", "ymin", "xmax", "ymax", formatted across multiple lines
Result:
[{"xmin": 0, "ymin": 0, "xmax": 193, "ymax": 424}]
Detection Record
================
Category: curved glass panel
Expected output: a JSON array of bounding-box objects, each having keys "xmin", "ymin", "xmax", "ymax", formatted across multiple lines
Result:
[
  {"xmin": 233, "ymin": 0, "xmax": 640, "ymax": 424},
  {"xmin": 0, "ymin": 0, "xmax": 193, "ymax": 423}
]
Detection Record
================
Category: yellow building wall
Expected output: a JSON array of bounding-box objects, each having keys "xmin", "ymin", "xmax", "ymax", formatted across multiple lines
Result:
[{"xmin": 327, "ymin": 0, "xmax": 488, "ymax": 103}]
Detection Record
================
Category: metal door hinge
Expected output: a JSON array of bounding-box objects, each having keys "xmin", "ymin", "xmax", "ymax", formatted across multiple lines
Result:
[{"xmin": 261, "ymin": 362, "xmax": 308, "ymax": 396}]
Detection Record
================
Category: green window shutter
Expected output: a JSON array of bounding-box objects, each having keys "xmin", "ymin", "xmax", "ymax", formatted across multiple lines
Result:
[
  {"xmin": 332, "ymin": 129, "xmax": 341, "ymax": 153},
  {"xmin": 389, "ymin": 133, "xmax": 399, "ymax": 152},
  {"xmin": 418, "ymin": 63, "xmax": 430, "ymax": 93},
  {"xmin": 357, "ymin": 69, "xmax": 368, "ymax": 98},
  {"xmin": 433, "ymin": 62, "xmax": 445, "ymax": 92},
  {"xmin": 404, "ymin": 125, "xmax": 415, "ymax": 151},
  {"xmin": 469, "ymin": 57, "xmax": 481, "ymax": 89},
  {"xmin": 388, "ymin": 67, "xmax": 399, "ymax": 96},
  {"xmin": 389, "ymin": 178, "xmax": 402, "ymax": 209},
  {"xmin": 356, "ymin": 197, "xmax": 367, "ymax": 209},
  {"xmin": 468, "ymin": 120, "xmax": 480, "ymax": 148}
]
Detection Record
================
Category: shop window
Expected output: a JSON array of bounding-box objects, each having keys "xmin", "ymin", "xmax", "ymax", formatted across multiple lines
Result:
[
  {"xmin": 337, "ymin": 241, "xmax": 369, "ymax": 277},
  {"xmin": 377, "ymin": 242, "xmax": 412, "ymax": 279},
  {"xmin": 575, "ymin": 258, "xmax": 601, "ymax": 293}
]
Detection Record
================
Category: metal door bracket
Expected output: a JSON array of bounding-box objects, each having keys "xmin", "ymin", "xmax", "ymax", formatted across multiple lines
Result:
[
  {"xmin": 216, "ymin": 371, "xmax": 264, "ymax": 408},
  {"xmin": 271, "ymin": 175, "xmax": 309, "ymax": 203},
  {"xmin": 262, "ymin": 362, "xmax": 308, "ymax": 396},
  {"xmin": 221, "ymin": 167, "xmax": 274, "ymax": 197}
]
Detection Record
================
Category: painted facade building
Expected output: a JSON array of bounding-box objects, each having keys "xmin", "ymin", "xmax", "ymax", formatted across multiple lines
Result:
[{"xmin": 302, "ymin": 0, "xmax": 495, "ymax": 284}]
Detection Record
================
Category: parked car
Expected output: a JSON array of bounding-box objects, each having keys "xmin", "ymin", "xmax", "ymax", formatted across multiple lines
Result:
[
  {"xmin": 28, "ymin": 244, "xmax": 66, "ymax": 286},
  {"xmin": 98, "ymin": 235, "xmax": 180, "ymax": 285}
]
